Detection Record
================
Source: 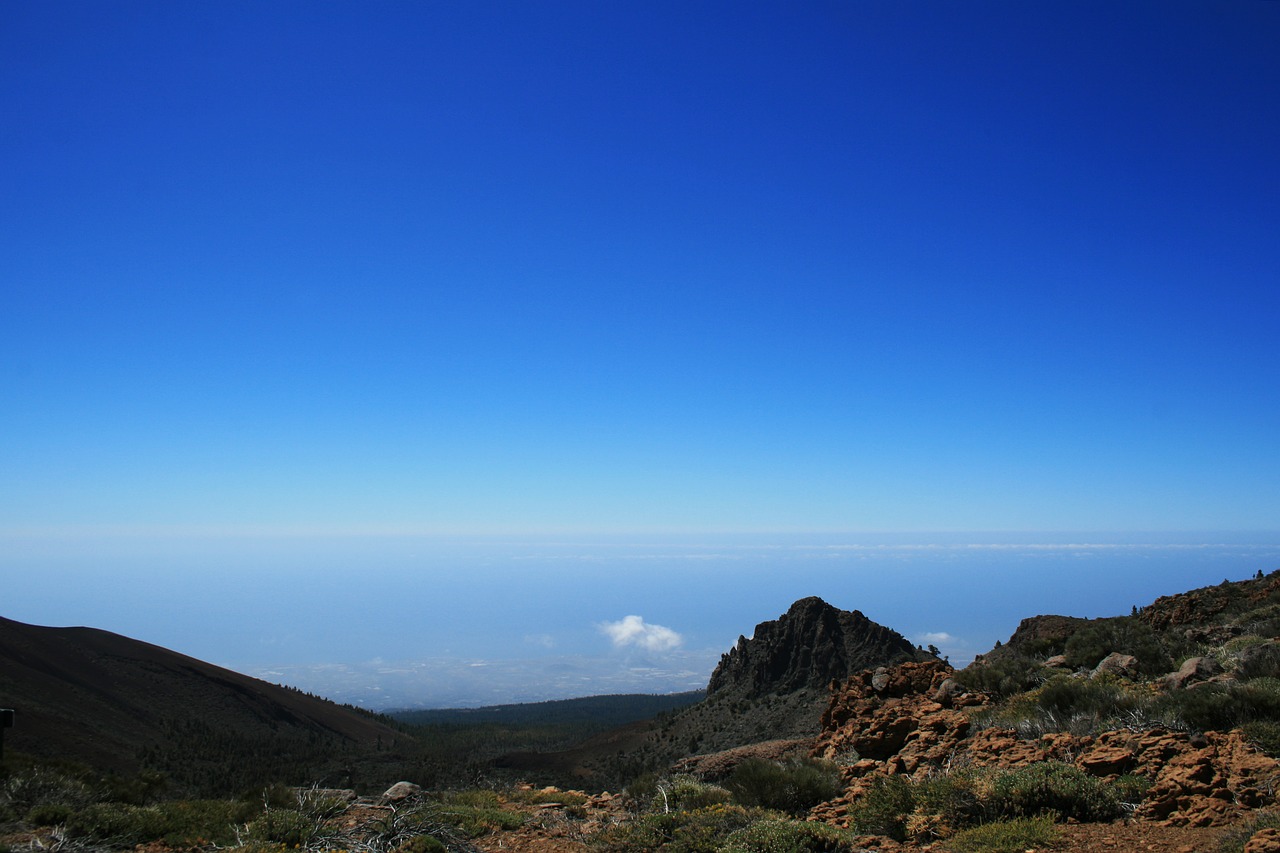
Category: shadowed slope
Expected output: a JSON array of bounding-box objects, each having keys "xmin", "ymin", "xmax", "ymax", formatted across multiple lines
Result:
[{"xmin": 0, "ymin": 616, "xmax": 407, "ymax": 776}]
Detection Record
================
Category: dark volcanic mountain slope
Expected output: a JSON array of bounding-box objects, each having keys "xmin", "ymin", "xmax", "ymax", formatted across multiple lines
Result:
[
  {"xmin": 708, "ymin": 596, "xmax": 932, "ymax": 699},
  {"xmin": 0, "ymin": 616, "xmax": 409, "ymax": 787},
  {"xmin": 584, "ymin": 597, "xmax": 937, "ymax": 780}
]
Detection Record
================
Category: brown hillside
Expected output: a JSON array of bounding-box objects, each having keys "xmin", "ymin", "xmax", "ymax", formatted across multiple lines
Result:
[{"xmin": 0, "ymin": 616, "xmax": 408, "ymax": 774}]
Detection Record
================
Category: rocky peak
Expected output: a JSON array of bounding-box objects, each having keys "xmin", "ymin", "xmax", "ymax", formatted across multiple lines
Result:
[{"xmin": 706, "ymin": 597, "xmax": 931, "ymax": 699}]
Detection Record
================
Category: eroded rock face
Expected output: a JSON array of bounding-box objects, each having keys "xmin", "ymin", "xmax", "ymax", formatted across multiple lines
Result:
[
  {"xmin": 1134, "ymin": 730, "xmax": 1280, "ymax": 827},
  {"xmin": 1245, "ymin": 827, "xmax": 1280, "ymax": 853},
  {"xmin": 813, "ymin": 660, "xmax": 986, "ymax": 775},
  {"xmin": 707, "ymin": 597, "xmax": 931, "ymax": 700}
]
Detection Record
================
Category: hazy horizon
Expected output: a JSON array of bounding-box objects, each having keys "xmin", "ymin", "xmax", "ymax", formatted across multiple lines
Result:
[
  {"xmin": 3, "ymin": 4, "xmax": 1277, "ymax": 709},
  {"xmin": 7, "ymin": 530, "xmax": 1279, "ymax": 708}
]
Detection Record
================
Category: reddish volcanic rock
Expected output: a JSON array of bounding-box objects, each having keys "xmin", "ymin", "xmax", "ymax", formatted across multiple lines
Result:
[
  {"xmin": 814, "ymin": 661, "xmax": 987, "ymax": 776},
  {"xmin": 811, "ymin": 659, "xmax": 1280, "ymax": 833},
  {"xmin": 1135, "ymin": 730, "xmax": 1280, "ymax": 827},
  {"xmin": 1246, "ymin": 827, "xmax": 1280, "ymax": 853}
]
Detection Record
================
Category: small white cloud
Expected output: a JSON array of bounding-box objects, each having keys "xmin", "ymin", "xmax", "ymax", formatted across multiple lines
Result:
[
  {"xmin": 917, "ymin": 632, "xmax": 955, "ymax": 645},
  {"xmin": 524, "ymin": 633, "xmax": 556, "ymax": 649},
  {"xmin": 600, "ymin": 615, "xmax": 684, "ymax": 652}
]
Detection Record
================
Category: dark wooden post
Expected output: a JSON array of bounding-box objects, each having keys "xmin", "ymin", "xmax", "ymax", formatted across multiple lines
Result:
[{"xmin": 0, "ymin": 709, "xmax": 13, "ymax": 763}]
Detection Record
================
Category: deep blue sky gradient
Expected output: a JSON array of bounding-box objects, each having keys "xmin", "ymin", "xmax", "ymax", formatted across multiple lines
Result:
[{"xmin": 2, "ymin": 2, "xmax": 1278, "ymax": 700}]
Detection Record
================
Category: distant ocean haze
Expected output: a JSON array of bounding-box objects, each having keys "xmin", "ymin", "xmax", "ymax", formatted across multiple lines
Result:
[{"xmin": 3, "ymin": 531, "xmax": 1278, "ymax": 708}]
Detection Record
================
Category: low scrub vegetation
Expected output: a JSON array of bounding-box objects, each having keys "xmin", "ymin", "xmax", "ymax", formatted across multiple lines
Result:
[
  {"xmin": 590, "ymin": 803, "xmax": 867, "ymax": 853},
  {"xmin": 843, "ymin": 762, "xmax": 1130, "ymax": 844},
  {"xmin": 967, "ymin": 669, "xmax": 1280, "ymax": 754},
  {"xmin": 944, "ymin": 815, "xmax": 1060, "ymax": 853},
  {"xmin": 722, "ymin": 758, "xmax": 843, "ymax": 816}
]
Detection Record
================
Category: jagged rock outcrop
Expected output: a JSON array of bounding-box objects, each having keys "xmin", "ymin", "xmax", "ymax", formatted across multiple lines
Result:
[
  {"xmin": 707, "ymin": 597, "xmax": 932, "ymax": 699},
  {"xmin": 813, "ymin": 660, "xmax": 987, "ymax": 775},
  {"xmin": 644, "ymin": 598, "xmax": 936, "ymax": 764}
]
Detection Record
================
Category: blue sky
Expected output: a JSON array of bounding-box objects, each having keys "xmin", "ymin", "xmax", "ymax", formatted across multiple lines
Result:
[{"xmin": 2, "ymin": 2, "xmax": 1279, "ymax": 704}]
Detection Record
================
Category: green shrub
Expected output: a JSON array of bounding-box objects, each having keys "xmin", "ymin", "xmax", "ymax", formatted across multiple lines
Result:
[
  {"xmin": 912, "ymin": 770, "xmax": 984, "ymax": 835},
  {"xmin": 590, "ymin": 804, "xmax": 765, "ymax": 853},
  {"xmin": 252, "ymin": 782, "xmax": 298, "ymax": 809},
  {"xmin": 1244, "ymin": 720, "xmax": 1280, "ymax": 756},
  {"xmin": 1, "ymin": 767, "xmax": 94, "ymax": 815},
  {"xmin": 944, "ymin": 815, "xmax": 1060, "ymax": 853},
  {"xmin": 100, "ymin": 770, "xmax": 167, "ymax": 805},
  {"xmin": 1155, "ymin": 679, "xmax": 1280, "ymax": 733},
  {"xmin": 623, "ymin": 772, "xmax": 661, "ymax": 812},
  {"xmin": 844, "ymin": 769, "xmax": 987, "ymax": 844},
  {"xmin": 396, "ymin": 835, "xmax": 448, "ymax": 853},
  {"xmin": 242, "ymin": 807, "xmax": 324, "ymax": 847},
  {"xmin": 438, "ymin": 802, "xmax": 524, "ymax": 838},
  {"xmin": 1157, "ymin": 685, "xmax": 1238, "ymax": 731},
  {"xmin": 724, "ymin": 759, "xmax": 843, "ymax": 816},
  {"xmin": 66, "ymin": 803, "xmax": 162, "ymax": 844},
  {"xmin": 974, "ymin": 674, "xmax": 1161, "ymax": 738},
  {"xmin": 955, "ymin": 656, "xmax": 1047, "ymax": 697},
  {"xmin": 1062, "ymin": 617, "xmax": 1171, "ymax": 674},
  {"xmin": 1112, "ymin": 774, "xmax": 1151, "ymax": 806},
  {"xmin": 26, "ymin": 803, "xmax": 74, "ymax": 826},
  {"xmin": 627, "ymin": 774, "xmax": 731, "ymax": 813},
  {"xmin": 294, "ymin": 787, "xmax": 351, "ymax": 821},
  {"xmin": 846, "ymin": 775, "xmax": 915, "ymax": 841},
  {"xmin": 163, "ymin": 799, "xmax": 260, "ymax": 844},
  {"xmin": 986, "ymin": 762, "xmax": 1120, "ymax": 822},
  {"xmin": 442, "ymin": 788, "xmax": 502, "ymax": 808},
  {"xmin": 1224, "ymin": 634, "xmax": 1272, "ymax": 655},
  {"xmin": 722, "ymin": 816, "xmax": 861, "ymax": 852},
  {"xmin": 1035, "ymin": 675, "xmax": 1141, "ymax": 719}
]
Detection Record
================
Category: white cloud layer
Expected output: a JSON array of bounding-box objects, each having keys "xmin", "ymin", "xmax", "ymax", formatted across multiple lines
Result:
[
  {"xmin": 917, "ymin": 631, "xmax": 955, "ymax": 645},
  {"xmin": 600, "ymin": 615, "xmax": 684, "ymax": 652}
]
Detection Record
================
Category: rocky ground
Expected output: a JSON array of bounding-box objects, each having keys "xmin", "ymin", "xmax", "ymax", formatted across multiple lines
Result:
[{"xmin": 810, "ymin": 660, "xmax": 1280, "ymax": 830}]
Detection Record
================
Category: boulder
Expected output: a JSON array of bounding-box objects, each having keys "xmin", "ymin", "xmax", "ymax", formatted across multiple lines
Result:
[
  {"xmin": 380, "ymin": 781, "xmax": 422, "ymax": 804},
  {"xmin": 1163, "ymin": 656, "xmax": 1224, "ymax": 690},
  {"xmin": 930, "ymin": 677, "xmax": 965, "ymax": 706},
  {"xmin": 1092, "ymin": 652, "xmax": 1140, "ymax": 679}
]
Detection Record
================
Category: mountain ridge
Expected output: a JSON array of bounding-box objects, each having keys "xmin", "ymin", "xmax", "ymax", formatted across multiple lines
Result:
[{"xmin": 0, "ymin": 615, "xmax": 410, "ymax": 792}]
